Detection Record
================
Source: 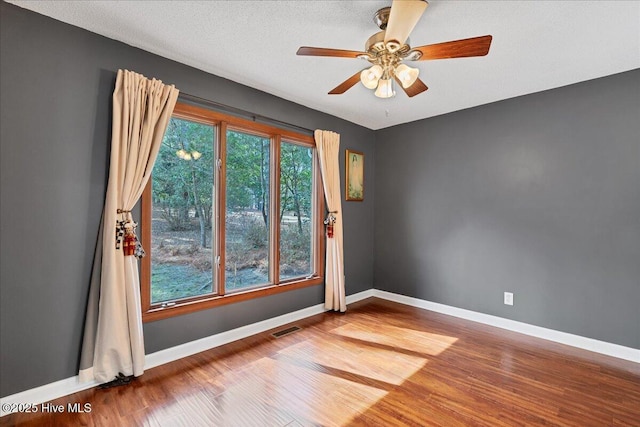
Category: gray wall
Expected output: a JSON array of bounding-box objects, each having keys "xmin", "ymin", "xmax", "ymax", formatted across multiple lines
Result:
[
  {"xmin": 2, "ymin": 0, "xmax": 638, "ymax": 400},
  {"xmin": 375, "ymin": 69, "xmax": 640, "ymax": 349},
  {"xmin": 0, "ymin": 2, "xmax": 375, "ymax": 397}
]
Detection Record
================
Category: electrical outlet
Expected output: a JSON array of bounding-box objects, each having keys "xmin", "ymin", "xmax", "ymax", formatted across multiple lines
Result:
[{"xmin": 504, "ymin": 292, "xmax": 514, "ymax": 306}]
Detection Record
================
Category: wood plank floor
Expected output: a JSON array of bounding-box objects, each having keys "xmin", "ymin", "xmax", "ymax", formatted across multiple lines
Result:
[{"xmin": 2, "ymin": 298, "xmax": 639, "ymax": 426}]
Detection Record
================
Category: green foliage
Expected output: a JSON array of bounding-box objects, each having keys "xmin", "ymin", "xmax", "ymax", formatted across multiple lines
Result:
[
  {"xmin": 153, "ymin": 118, "xmax": 214, "ymax": 234},
  {"xmin": 226, "ymin": 131, "xmax": 270, "ymax": 225},
  {"xmin": 151, "ymin": 121, "xmax": 315, "ymax": 298},
  {"xmin": 244, "ymin": 217, "xmax": 268, "ymax": 249},
  {"xmin": 280, "ymin": 222, "xmax": 311, "ymax": 270},
  {"xmin": 151, "ymin": 263, "xmax": 212, "ymax": 303},
  {"xmin": 280, "ymin": 142, "xmax": 312, "ymax": 233}
]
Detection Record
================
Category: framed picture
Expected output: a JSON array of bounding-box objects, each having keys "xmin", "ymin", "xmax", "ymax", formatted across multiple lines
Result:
[{"xmin": 345, "ymin": 149, "xmax": 364, "ymax": 201}]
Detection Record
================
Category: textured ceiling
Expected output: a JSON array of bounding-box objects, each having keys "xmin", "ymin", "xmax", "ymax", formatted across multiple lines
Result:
[{"xmin": 7, "ymin": 0, "xmax": 640, "ymax": 130}]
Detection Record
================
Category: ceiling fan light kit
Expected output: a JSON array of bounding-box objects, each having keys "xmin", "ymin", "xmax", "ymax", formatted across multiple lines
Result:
[
  {"xmin": 395, "ymin": 64, "xmax": 420, "ymax": 89},
  {"xmin": 375, "ymin": 78, "xmax": 396, "ymax": 99},
  {"xmin": 360, "ymin": 64, "xmax": 383, "ymax": 89},
  {"xmin": 296, "ymin": 0, "xmax": 493, "ymax": 99}
]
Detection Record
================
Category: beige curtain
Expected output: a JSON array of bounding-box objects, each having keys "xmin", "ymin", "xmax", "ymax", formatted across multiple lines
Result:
[
  {"xmin": 79, "ymin": 70, "xmax": 179, "ymax": 383},
  {"xmin": 315, "ymin": 130, "xmax": 346, "ymax": 312}
]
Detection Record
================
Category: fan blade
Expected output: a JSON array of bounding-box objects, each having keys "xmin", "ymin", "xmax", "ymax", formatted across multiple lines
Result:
[
  {"xmin": 328, "ymin": 71, "xmax": 362, "ymax": 95},
  {"xmin": 384, "ymin": 0, "xmax": 429, "ymax": 46},
  {"xmin": 297, "ymin": 46, "xmax": 367, "ymax": 59},
  {"xmin": 394, "ymin": 76, "xmax": 428, "ymax": 97},
  {"xmin": 413, "ymin": 35, "xmax": 493, "ymax": 60}
]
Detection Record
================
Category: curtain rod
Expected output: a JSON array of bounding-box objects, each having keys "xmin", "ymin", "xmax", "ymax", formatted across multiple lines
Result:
[{"xmin": 178, "ymin": 92, "xmax": 314, "ymax": 135}]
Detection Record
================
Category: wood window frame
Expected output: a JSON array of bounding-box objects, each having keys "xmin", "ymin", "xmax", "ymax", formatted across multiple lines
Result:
[{"xmin": 141, "ymin": 102, "xmax": 325, "ymax": 322}]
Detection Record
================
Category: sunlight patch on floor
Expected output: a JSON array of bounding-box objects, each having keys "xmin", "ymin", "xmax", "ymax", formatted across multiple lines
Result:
[
  {"xmin": 277, "ymin": 335, "xmax": 427, "ymax": 385},
  {"xmin": 193, "ymin": 357, "xmax": 388, "ymax": 426},
  {"xmin": 331, "ymin": 323, "xmax": 458, "ymax": 356}
]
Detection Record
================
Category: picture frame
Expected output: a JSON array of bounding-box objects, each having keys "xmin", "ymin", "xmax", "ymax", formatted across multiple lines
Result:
[{"xmin": 345, "ymin": 149, "xmax": 364, "ymax": 201}]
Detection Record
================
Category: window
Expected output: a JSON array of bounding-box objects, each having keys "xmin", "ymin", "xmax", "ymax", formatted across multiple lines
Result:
[{"xmin": 141, "ymin": 103, "xmax": 324, "ymax": 321}]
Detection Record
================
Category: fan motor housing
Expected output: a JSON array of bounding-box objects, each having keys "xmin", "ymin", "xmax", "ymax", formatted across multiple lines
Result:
[
  {"xmin": 365, "ymin": 31, "xmax": 386, "ymax": 53},
  {"xmin": 365, "ymin": 31, "xmax": 412, "ymax": 57}
]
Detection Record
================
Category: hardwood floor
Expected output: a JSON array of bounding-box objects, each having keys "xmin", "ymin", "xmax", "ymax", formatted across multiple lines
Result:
[{"xmin": 2, "ymin": 298, "xmax": 639, "ymax": 426}]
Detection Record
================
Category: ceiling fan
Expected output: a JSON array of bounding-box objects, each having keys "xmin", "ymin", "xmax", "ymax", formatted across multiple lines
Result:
[{"xmin": 296, "ymin": 0, "xmax": 492, "ymax": 99}]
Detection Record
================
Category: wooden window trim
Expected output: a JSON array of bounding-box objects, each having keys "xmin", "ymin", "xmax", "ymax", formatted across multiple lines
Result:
[
  {"xmin": 271, "ymin": 134, "xmax": 282, "ymax": 285},
  {"xmin": 141, "ymin": 102, "xmax": 324, "ymax": 322}
]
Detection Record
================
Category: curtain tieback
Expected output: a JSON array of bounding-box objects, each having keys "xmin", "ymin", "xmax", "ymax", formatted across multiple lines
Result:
[
  {"xmin": 324, "ymin": 212, "xmax": 337, "ymax": 239},
  {"xmin": 115, "ymin": 210, "xmax": 145, "ymax": 258}
]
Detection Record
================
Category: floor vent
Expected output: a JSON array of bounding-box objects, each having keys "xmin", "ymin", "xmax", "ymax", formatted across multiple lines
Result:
[{"xmin": 271, "ymin": 325, "xmax": 301, "ymax": 338}]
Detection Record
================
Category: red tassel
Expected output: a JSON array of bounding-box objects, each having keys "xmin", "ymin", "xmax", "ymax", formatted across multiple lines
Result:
[
  {"xmin": 123, "ymin": 233, "xmax": 136, "ymax": 256},
  {"xmin": 327, "ymin": 224, "xmax": 334, "ymax": 239}
]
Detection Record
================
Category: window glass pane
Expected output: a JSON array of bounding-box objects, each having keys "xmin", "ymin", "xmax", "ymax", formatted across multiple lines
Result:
[
  {"xmin": 151, "ymin": 118, "xmax": 215, "ymax": 303},
  {"xmin": 225, "ymin": 130, "xmax": 270, "ymax": 291},
  {"xmin": 280, "ymin": 142, "xmax": 313, "ymax": 280}
]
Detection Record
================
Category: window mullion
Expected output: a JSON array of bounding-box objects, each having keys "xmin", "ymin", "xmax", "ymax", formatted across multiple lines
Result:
[
  {"xmin": 218, "ymin": 121, "xmax": 228, "ymax": 296},
  {"xmin": 270, "ymin": 135, "xmax": 281, "ymax": 285},
  {"xmin": 140, "ymin": 180, "xmax": 152, "ymax": 313},
  {"xmin": 313, "ymin": 148, "xmax": 325, "ymax": 278}
]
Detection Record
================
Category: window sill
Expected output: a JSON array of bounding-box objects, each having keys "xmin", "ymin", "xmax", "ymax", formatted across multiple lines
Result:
[{"xmin": 142, "ymin": 276, "xmax": 323, "ymax": 322}]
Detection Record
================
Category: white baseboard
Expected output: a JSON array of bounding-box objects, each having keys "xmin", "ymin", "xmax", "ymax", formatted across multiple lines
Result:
[
  {"xmin": 146, "ymin": 301, "xmax": 324, "ymax": 370},
  {"xmin": 372, "ymin": 289, "xmax": 640, "ymax": 364},
  {"xmin": 346, "ymin": 288, "xmax": 376, "ymax": 304},
  {"xmin": 0, "ymin": 377, "xmax": 100, "ymax": 417},
  {"xmin": 146, "ymin": 289, "xmax": 375, "ymax": 370},
  {"xmin": 1, "ymin": 289, "xmax": 374, "ymax": 417},
  {"xmin": 3, "ymin": 287, "xmax": 637, "ymax": 417}
]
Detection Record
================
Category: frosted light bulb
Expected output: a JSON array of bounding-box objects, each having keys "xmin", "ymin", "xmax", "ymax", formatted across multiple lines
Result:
[
  {"xmin": 395, "ymin": 64, "xmax": 419, "ymax": 88},
  {"xmin": 374, "ymin": 78, "xmax": 395, "ymax": 98},
  {"xmin": 360, "ymin": 65, "xmax": 383, "ymax": 89}
]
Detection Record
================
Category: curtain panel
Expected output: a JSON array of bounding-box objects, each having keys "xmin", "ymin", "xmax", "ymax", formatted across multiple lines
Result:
[
  {"xmin": 315, "ymin": 130, "xmax": 346, "ymax": 312},
  {"xmin": 79, "ymin": 70, "xmax": 179, "ymax": 383}
]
